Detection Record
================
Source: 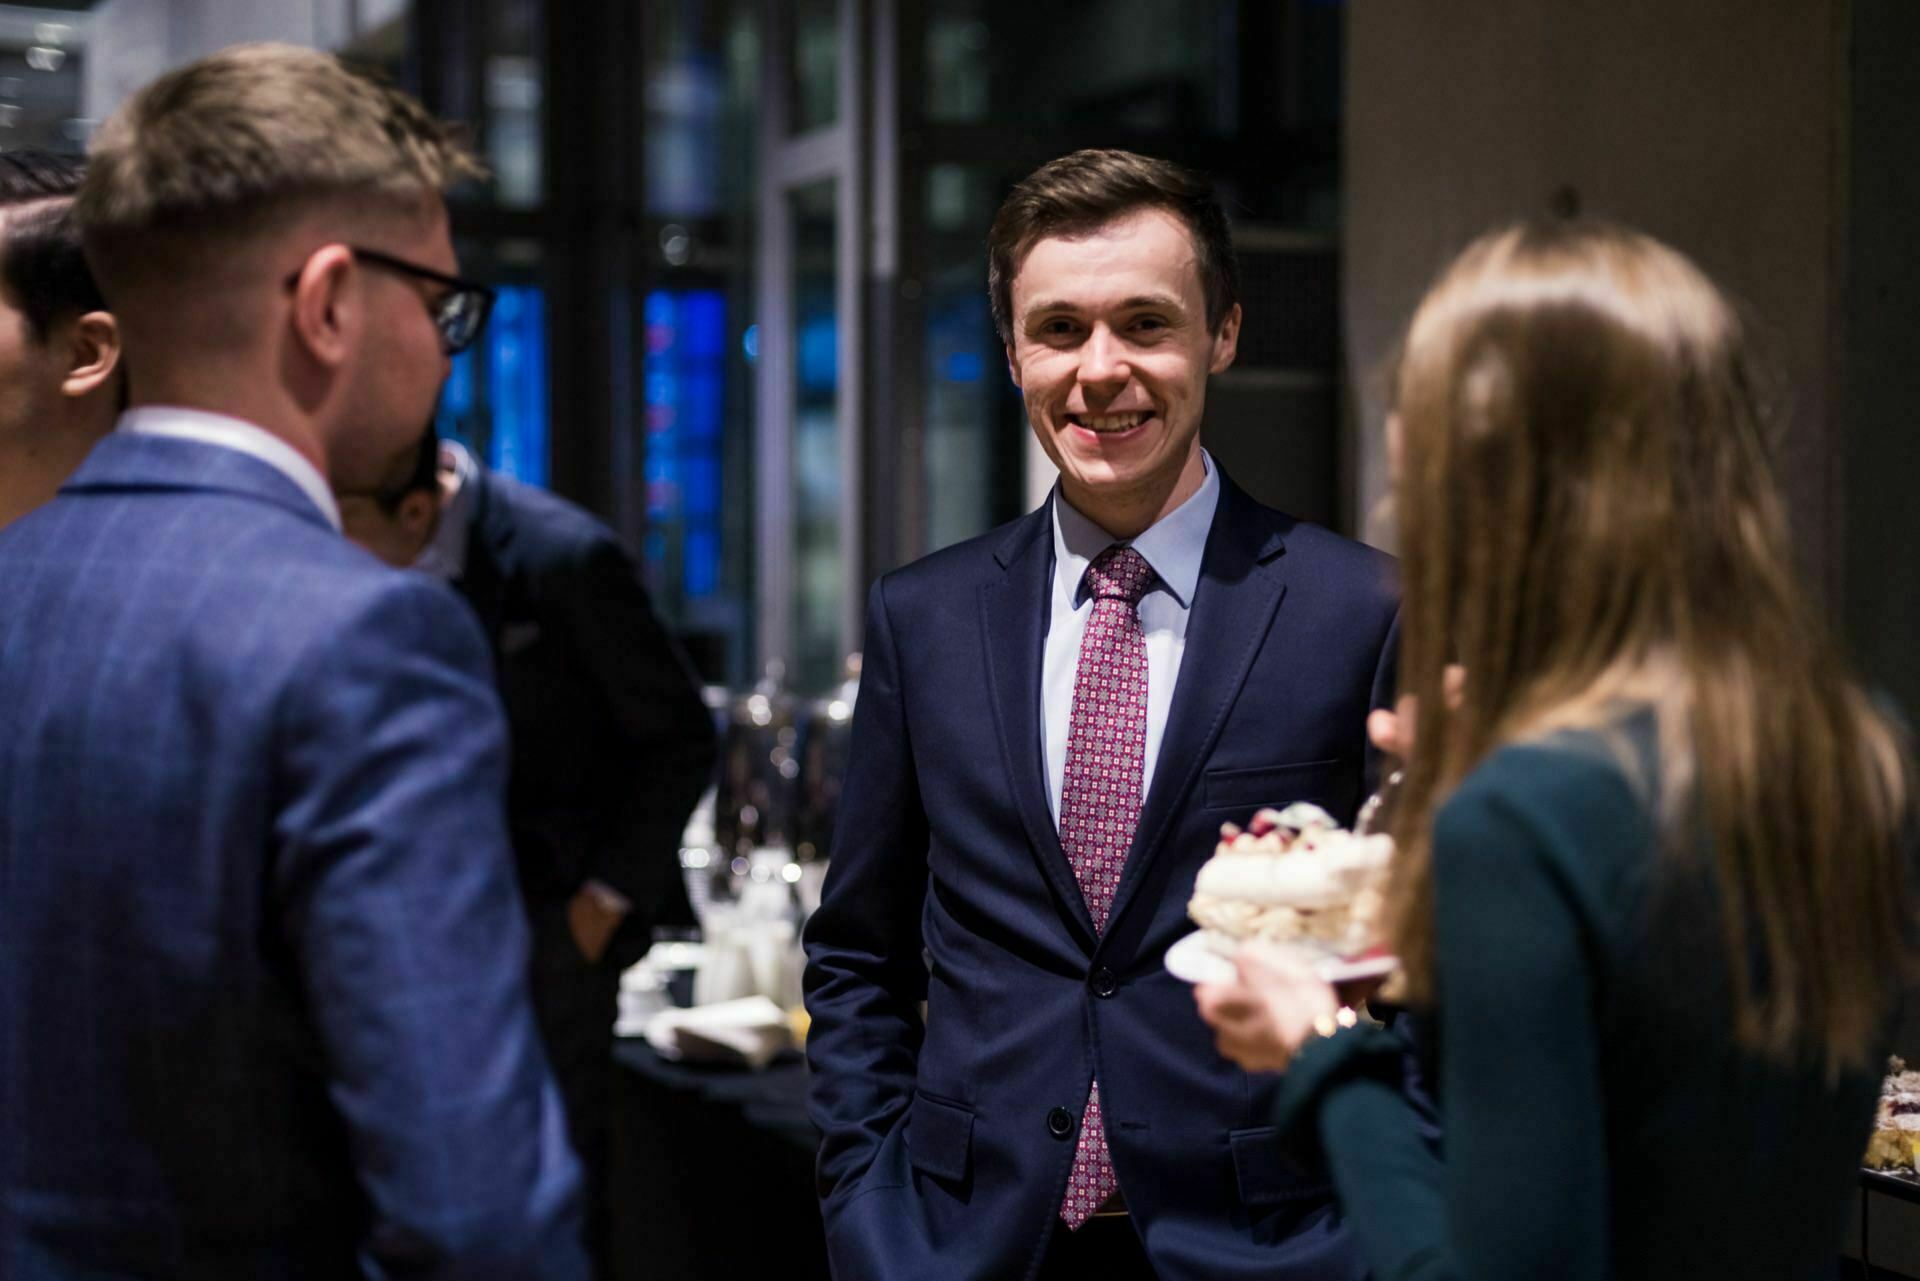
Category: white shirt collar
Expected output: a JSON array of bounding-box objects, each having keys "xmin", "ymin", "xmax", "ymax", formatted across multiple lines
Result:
[
  {"xmin": 117, "ymin": 406, "xmax": 342, "ymax": 532},
  {"xmin": 1050, "ymin": 449, "xmax": 1220, "ymax": 609}
]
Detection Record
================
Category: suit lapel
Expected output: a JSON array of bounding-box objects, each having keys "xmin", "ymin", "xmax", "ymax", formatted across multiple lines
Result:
[
  {"xmin": 455, "ymin": 467, "xmax": 513, "ymax": 646},
  {"xmin": 1104, "ymin": 477, "xmax": 1289, "ymax": 940},
  {"xmin": 980, "ymin": 502, "xmax": 1097, "ymax": 946}
]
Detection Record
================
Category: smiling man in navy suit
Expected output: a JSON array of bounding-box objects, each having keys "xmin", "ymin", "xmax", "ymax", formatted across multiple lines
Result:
[{"xmin": 803, "ymin": 149, "xmax": 1399, "ymax": 1281}]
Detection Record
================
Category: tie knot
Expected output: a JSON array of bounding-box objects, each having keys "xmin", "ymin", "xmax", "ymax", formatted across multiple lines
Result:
[{"xmin": 1084, "ymin": 544, "xmax": 1155, "ymax": 606}]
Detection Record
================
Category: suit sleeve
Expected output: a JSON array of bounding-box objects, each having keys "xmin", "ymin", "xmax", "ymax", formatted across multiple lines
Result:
[
  {"xmin": 801, "ymin": 576, "xmax": 931, "ymax": 1204},
  {"xmin": 1364, "ymin": 603, "xmax": 1401, "ymax": 798},
  {"xmin": 274, "ymin": 576, "xmax": 589, "ymax": 1281},
  {"xmin": 552, "ymin": 534, "xmax": 717, "ymax": 919}
]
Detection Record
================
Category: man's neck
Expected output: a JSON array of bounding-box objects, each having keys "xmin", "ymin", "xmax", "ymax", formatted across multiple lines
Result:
[
  {"xmin": 0, "ymin": 426, "xmax": 107, "ymax": 529},
  {"xmin": 126, "ymin": 378, "xmax": 330, "ymax": 481},
  {"xmin": 1059, "ymin": 446, "xmax": 1207, "ymax": 540}
]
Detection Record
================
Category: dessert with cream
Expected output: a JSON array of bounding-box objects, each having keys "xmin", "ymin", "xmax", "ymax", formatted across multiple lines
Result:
[
  {"xmin": 1865, "ymin": 1056, "xmax": 1920, "ymax": 1171},
  {"xmin": 1187, "ymin": 802, "xmax": 1393, "ymax": 959}
]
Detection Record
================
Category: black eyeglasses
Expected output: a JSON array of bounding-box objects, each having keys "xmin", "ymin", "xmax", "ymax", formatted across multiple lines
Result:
[
  {"xmin": 349, "ymin": 247, "xmax": 496, "ymax": 356},
  {"xmin": 283, "ymin": 246, "xmax": 496, "ymax": 356}
]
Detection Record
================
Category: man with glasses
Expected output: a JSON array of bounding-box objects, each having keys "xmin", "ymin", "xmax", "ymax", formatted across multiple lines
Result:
[
  {"xmin": 289, "ymin": 245, "xmax": 496, "ymax": 358},
  {"xmin": 0, "ymin": 43, "xmax": 588, "ymax": 1279},
  {"xmin": 338, "ymin": 425, "xmax": 717, "ymax": 1277}
]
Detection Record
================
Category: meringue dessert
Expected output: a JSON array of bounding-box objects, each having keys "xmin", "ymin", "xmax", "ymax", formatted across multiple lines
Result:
[
  {"xmin": 1187, "ymin": 802, "xmax": 1393, "ymax": 959},
  {"xmin": 1865, "ymin": 1056, "xmax": 1920, "ymax": 1172}
]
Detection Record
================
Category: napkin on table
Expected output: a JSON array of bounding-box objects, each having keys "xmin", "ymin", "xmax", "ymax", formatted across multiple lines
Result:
[{"xmin": 642, "ymin": 995, "xmax": 794, "ymax": 1070}]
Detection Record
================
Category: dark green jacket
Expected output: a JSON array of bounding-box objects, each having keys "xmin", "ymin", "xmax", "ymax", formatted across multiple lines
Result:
[{"xmin": 1277, "ymin": 720, "xmax": 1882, "ymax": 1280}]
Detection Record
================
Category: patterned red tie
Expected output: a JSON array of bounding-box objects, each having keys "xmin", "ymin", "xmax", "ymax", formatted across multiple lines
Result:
[{"xmin": 1057, "ymin": 543, "xmax": 1155, "ymax": 1228}]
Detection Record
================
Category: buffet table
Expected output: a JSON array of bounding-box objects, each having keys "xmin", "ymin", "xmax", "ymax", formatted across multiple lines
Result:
[
  {"xmin": 607, "ymin": 1050, "xmax": 1918, "ymax": 1281},
  {"xmin": 1866, "ymin": 1168, "xmax": 1920, "ymax": 1207},
  {"xmin": 1856, "ymin": 1169, "xmax": 1920, "ymax": 1278},
  {"xmin": 609, "ymin": 1040, "xmax": 828, "ymax": 1281}
]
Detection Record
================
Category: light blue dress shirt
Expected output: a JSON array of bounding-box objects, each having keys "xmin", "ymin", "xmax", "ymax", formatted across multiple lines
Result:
[{"xmin": 1043, "ymin": 450, "xmax": 1220, "ymax": 824}]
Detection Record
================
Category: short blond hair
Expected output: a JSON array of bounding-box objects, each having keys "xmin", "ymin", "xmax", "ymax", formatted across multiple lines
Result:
[{"xmin": 78, "ymin": 42, "xmax": 481, "ymax": 291}]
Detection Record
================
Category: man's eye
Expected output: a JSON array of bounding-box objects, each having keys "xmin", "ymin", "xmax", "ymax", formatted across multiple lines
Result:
[{"xmin": 1132, "ymin": 316, "xmax": 1168, "ymax": 332}]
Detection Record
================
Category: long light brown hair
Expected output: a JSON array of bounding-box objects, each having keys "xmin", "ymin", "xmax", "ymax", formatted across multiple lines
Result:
[{"xmin": 1386, "ymin": 220, "xmax": 1912, "ymax": 1070}]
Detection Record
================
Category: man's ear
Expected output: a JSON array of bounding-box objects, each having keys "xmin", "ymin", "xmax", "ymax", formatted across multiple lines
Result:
[
  {"xmin": 60, "ymin": 311, "xmax": 120, "ymax": 399},
  {"xmin": 1005, "ymin": 342, "xmax": 1022, "ymax": 389},
  {"xmin": 287, "ymin": 244, "xmax": 359, "ymax": 369},
  {"xmin": 1208, "ymin": 303, "xmax": 1243, "ymax": 375}
]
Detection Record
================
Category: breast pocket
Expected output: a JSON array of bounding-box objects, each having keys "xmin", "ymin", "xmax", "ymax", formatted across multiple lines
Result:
[{"xmin": 1202, "ymin": 759, "xmax": 1355, "ymax": 815}]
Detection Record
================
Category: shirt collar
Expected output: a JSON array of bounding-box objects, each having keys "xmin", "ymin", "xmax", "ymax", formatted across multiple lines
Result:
[
  {"xmin": 116, "ymin": 405, "xmax": 342, "ymax": 532},
  {"xmin": 413, "ymin": 438, "xmax": 477, "ymax": 581},
  {"xmin": 1051, "ymin": 449, "xmax": 1219, "ymax": 610}
]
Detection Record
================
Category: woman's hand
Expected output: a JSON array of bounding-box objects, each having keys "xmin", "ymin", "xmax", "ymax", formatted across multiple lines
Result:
[
  {"xmin": 1193, "ymin": 941, "xmax": 1340, "ymax": 1072},
  {"xmin": 1367, "ymin": 663, "xmax": 1466, "ymax": 761}
]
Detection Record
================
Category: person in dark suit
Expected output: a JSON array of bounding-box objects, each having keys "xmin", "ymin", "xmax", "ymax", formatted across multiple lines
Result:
[
  {"xmin": 802, "ymin": 149, "xmax": 1399, "ymax": 1281},
  {"xmin": 0, "ymin": 44, "xmax": 586, "ymax": 1278},
  {"xmin": 0, "ymin": 150, "xmax": 122, "ymax": 528},
  {"xmin": 339, "ymin": 428, "xmax": 718, "ymax": 1275}
]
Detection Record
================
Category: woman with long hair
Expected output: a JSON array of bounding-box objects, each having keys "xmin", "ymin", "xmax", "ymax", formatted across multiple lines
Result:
[{"xmin": 1195, "ymin": 220, "xmax": 1913, "ymax": 1279}]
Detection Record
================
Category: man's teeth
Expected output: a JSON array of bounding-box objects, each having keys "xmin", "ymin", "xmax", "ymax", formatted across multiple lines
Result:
[{"xmin": 1079, "ymin": 413, "xmax": 1149, "ymax": 432}]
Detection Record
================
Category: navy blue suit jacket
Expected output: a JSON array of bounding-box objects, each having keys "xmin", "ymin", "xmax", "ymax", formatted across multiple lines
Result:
[
  {"xmin": 0, "ymin": 434, "xmax": 587, "ymax": 1279},
  {"xmin": 803, "ymin": 473, "xmax": 1401, "ymax": 1281},
  {"xmin": 453, "ymin": 464, "xmax": 716, "ymax": 947}
]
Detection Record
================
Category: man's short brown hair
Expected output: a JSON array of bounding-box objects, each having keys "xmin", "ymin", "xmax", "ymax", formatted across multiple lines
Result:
[
  {"xmin": 77, "ymin": 42, "xmax": 481, "ymax": 291},
  {"xmin": 987, "ymin": 148, "xmax": 1240, "ymax": 345}
]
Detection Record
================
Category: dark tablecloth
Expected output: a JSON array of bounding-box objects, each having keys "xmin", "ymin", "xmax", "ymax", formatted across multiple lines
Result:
[{"xmin": 609, "ymin": 1038, "xmax": 829, "ymax": 1281}]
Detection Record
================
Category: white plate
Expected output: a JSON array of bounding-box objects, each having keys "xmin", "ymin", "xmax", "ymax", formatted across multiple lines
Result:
[{"xmin": 1163, "ymin": 930, "xmax": 1398, "ymax": 986}]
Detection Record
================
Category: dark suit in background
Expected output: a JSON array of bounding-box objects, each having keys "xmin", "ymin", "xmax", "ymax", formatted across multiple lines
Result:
[
  {"xmin": 0, "ymin": 433, "xmax": 585, "ymax": 1279},
  {"xmin": 804, "ymin": 472, "xmax": 1400, "ymax": 1281},
  {"xmin": 447, "ymin": 456, "xmax": 717, "ymax": 1267}
]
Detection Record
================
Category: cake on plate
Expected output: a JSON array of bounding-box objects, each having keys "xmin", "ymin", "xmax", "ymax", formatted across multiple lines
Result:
[
  {"xmin": 1186, "ymin": 801, "xmax": 1393, "ymax": 959},
  {"xmin": 1865, "ymin": 1056, "xmax": 1920, "ymax": 1171}
]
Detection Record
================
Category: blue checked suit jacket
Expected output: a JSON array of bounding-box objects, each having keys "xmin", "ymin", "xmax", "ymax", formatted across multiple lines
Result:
[{"xmin": 0, "ymin": 433, "xmax": 587, "ymax": 1280}]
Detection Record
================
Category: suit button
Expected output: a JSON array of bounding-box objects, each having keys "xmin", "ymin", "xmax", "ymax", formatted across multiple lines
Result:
[
  {"xmin": 1090, "ymin": 967, "xmax": 1117, "ymax": 998},
  {"xmin": 1047, "ymin": 1107, "xmax": 1074, "ymax": 1139}
]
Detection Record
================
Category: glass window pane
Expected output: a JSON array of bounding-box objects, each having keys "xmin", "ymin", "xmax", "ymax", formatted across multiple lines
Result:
[
  {"xmin": 0, "ymin": 16, "xmax": 86, "ymax": 153},
  {"xmin": 636, "ymin": 1, "xmax": 759, "ymax": 687},
  {"xmin": 928, "ymin": 1, "xmax": 1233, "ymax": 135},
  {"xmin": 486, "ymin": 0, "xmax": 543, "ymax": 208},
  {"xmin": 485, "ymin": 285, "xmax": 549, "ymax": 484},
  {"xmin": 922, "ymin": 164, "xmax": 1024, "ymax": 549},
  {"xmin": 790, "ymin": 179, "xmax": 840, "ymax": 692},
  {"xmin": 925, "ymin": 3, "xmax": 990, "ymax": 124},
  {"xmin": 788, "ymin": 0, "xmax": 838, "ymax": 134},
  {"xmin": 643, "ymin": 0, "xmax": 749, "ymax": 218},
  {"xmin": 436, "ymin": 245, "xmax": 549, "ymax": 487},
  {"xmin": 924, "ymin": 262, "xmax": 1000, "ymax": 550},
  {"xmin": 642, "ymin": 287, "xmax": 729, "ymax": 606}
]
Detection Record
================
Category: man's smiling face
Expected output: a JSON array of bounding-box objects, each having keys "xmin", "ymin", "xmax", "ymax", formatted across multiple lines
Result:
[{"xmin": 1005, "ymin": 205, "xmax": 1240, "ymax": 533}]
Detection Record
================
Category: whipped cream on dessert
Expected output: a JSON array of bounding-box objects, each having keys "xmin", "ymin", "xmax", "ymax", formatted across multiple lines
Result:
[
  {"xmin": 1865, "ymin": 1057, "xmax": 1920, "ymax": 1171},
  {"xmin": 1187, "ymin": 802, "xmax": 1393, "ymax": 957}
]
